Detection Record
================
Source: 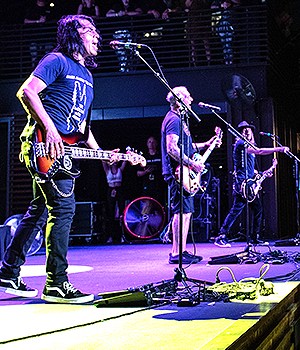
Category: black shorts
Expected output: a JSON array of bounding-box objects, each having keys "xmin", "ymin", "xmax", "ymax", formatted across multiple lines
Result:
[{"xmin": 164, "ymin": 175, "xmax": 194, "ymax": 214}]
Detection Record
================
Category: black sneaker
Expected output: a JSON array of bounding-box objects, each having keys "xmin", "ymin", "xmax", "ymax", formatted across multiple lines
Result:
[
  {"xmin": 168, "ymin": 253, "xmax": 199, "ymax": 264},
  {"xmin": 214, "ymin": 235, "xmax": 231, "ymax": 248},
  {"xmin": 249, "ymin": 239, "xmax": 269, "ymax": 246},
  {"xmin": 41, "ymin": 281, "xmax": 94, "ymax": 304},
  {"xmin": 0, "ymin": 276, "xmax": 38, "ymax": 297},
  {"xmin": 183, "ymin": 251, "xmax": 203, "ymax": 262}
]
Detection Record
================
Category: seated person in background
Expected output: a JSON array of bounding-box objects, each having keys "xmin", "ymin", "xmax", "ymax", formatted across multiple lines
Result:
[
  {"xmin": 24, "ymin": 0, "xmax": 50, "ymax": 24},
  {"xmin": 102, "ymin": 160, "xmax": 127, "ymax": 243},
  {"xmin": 140, "ymin": 0, "xmax": 166, "ymax": 19},
  {"xmin": 106, "ymin": 0, "xmax": 143, "ymax": 18},
  {"xmin": 77, "ymin": 0, "xmax": 101, "ymax": 20},
  {"xmin": 24, "ymin": 0, "xmax": 54, "ymax": 68},
  {"xmin": 162, "ymin": 0, "xmax": 185, "ymax": 19}
]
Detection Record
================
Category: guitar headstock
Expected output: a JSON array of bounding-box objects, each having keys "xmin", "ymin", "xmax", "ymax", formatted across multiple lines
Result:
[
  {"xmin": 126, "ymin": 147, "xmax": 147, "ymax": 167},
  {"xmin": 214, "ymin": 126, "xmax": 223, "ymax": 139}
]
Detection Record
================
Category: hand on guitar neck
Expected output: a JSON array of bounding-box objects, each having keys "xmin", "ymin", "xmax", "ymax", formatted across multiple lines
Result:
[{"xmin": 175, "ymin": 126, "xmax": 223, "ymax": 195}]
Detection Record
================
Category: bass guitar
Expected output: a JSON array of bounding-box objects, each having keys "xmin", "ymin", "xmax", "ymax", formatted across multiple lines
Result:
[
  {"xmin": 240, "ymin": 158, "xmax": 278, "ymax": 202},
  {"xmin": 30, "ymin": 126, "xmax": 146, "ymax": 179},
  {"xmin": 175, "ymin": 127, "xmax": 223, "ymax": 195}
]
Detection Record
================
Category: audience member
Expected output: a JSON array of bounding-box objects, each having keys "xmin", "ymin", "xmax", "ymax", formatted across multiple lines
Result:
[
  {"xmin": 24, "ymin": 0, "xmax": 55, "ymax": 68},
  {"xmin": 137, "ymin": 136, "xmax": 166, "ymax": 205},
  {"xmin": 185, "ymin": 0, "xmax": 211, "ymax": 65},
  {"xmin": 105, "ymin": 0, "xmax": 143, "ymax": 18},
  {"xmin": 24, "ymin": 0, "xmax": 51, "ymax": 24},
  {"xmin": 140, "ymin": 0, "xmax": 165, "ymax": 19},
  {"xmin": 215, "ymin": 0, "xmax": 235, "ymax": 65},
  {"xmin": 77, "ymin": 0, "xmax": 101, "ymax": 20},
  {"xmin": 102, "ymin": 160, "xmax": 127, "ymax": 244},
  {"xmin": 162, "ymin": 0, "xmax": 185, "ymax": 19}
]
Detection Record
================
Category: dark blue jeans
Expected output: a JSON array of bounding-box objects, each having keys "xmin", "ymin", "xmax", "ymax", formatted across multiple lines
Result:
[
  {"xmin": 1, "ymin": 162, "xmax": 75, "ymax": 285},
  {"xmin": 220, "ymin": 192, "xmax": 263, "ymax": 241}
]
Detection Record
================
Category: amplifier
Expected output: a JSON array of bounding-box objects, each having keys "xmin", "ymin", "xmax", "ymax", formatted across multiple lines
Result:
[{"xmin": 70, "ymin": 202, "xmax": 103, "ymax": 239}]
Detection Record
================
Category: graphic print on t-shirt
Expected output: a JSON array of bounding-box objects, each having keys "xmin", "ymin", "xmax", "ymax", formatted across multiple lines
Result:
[{"xmin": 66, "ymin": 74, "xmax": 92, "ymax": 133}]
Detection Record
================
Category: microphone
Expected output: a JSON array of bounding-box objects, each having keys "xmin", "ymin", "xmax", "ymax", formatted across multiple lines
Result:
[
  {"xmin": 109, "ymin": 40, "xmax": 144, "ymax": 49},
  {"xmin": 259, "ymin": 131, "xmax": 276, "ymax": 137},
  {"xmin": 198, "ymin": 102, "xmax": 221, "ymax": 111}
]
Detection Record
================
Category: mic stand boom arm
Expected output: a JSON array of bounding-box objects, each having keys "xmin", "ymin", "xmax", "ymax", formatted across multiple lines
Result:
[
  {"xmin": 134, "ymin": 49, "xmax": 201, "ymax": 123},
  {"xmin": 210, "ymin": 109, "xmax": 258, "ymax": 150},
  {"xmin": 270, "ymin": 135, "xmax": 300, "ymax": 234}
]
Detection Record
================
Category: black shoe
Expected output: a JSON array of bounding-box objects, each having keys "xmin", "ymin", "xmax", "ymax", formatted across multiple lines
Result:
[
  {"xmin": 214, "ymin": 235, "xmax": 231, "ymax": 248},
  {"xmin": 0, "ymin": 276, "xmax": 38, "ymax": 297},
  {"xmin": 41, "ymin": 281, "xmax": 94, "ymax": 304},
  {"xmin": 168, "ymin": 253, "xmax": 199, "ymax": 264},
  {"xmin": 249, "ymin": 239, "xmax": 269, "ymax": 246},
  {"xmin": 182, "ymin": 251, "xmax": 203, "ymax": 262}
]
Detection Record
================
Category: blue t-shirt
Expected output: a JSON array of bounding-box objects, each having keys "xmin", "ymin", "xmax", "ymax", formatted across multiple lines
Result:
[
  {"xmin": 32, "ymin": 52, "xmax": 94, "ymax": 135},
  {"xmin": 233, "ymin": 139, "xmax": 256, "ymax": 187},
  {"xmin": 161, "ymin": 110, "xmax": 195, "ymax": 177}
]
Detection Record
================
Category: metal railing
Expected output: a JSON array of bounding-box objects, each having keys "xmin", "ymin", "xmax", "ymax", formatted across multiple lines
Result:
[{"xmin": 0, "ymin": 5, "xmax": 274, "ymax": 79}]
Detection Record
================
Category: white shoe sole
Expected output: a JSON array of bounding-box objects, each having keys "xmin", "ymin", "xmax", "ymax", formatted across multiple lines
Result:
[
  {"xmin": 0, "ymin": 286, "xmax": 38, "ymax": 298},
  {"xmin": 41, "ymin": 293, "xmax": 94, "ymax": 304}
]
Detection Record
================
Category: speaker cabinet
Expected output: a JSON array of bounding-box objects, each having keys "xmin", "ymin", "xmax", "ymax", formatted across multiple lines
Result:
[{"xmin": 70, "ymin": 202, "xmax": 103, "ymax": 240}]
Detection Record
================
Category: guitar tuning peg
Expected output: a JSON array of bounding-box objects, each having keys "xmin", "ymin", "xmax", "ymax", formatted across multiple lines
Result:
[
  {"xmin": 139, "ymin": 151, "xmax": 143, "ymax": 155},
  {"xmin": 126, "ymin": 146, "xmax": 131, "ymax": 152}
]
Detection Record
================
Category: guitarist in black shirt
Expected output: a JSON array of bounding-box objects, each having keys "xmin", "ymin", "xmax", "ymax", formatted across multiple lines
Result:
[
  {"xmin": 214, "ymin": 121, "xmax": 289, "ymax": 248},
  {"xmin": 161, "ymin": 86, "xmax": 222, "ymax": 264}
]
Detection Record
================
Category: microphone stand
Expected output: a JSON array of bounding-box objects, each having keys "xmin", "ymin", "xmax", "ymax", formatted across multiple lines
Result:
[
  {"xmin": 131, "ymin": 47, "xmax": 208, "ymax": 305},
  {"xmin": 270, "ymin": 135, "xmax": 300, "ymax": 237},
  {"xmin": 208, "ymin": 109, "xmax": 261, "ymax": 261}
]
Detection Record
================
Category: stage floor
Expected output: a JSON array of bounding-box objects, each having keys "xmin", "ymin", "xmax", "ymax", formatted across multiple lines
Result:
[{"xmin": 1, "ymin": 241, "xmax": 300, "ymax": 349}]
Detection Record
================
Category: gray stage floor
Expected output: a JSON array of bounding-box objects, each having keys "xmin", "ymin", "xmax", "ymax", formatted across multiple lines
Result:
[
  {"xmin": 1, "ymin": 240, "xmax": 300, "ymax": 305},
  {"xmin": 1, "ymin": 241, "xmax": 300, "ymax": 349}
]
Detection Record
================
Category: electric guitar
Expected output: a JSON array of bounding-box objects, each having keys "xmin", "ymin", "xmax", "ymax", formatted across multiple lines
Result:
[
  {"xmin": 175, "ymin": 127, "xmax": 223, "ymax": 195},
  {"xmin": 240, "ymin": 158, "xmax": 278, "ymax": 202},
  {"xmin": 30, "ymin": 126, "xmax": 146, "ymax": 179}
]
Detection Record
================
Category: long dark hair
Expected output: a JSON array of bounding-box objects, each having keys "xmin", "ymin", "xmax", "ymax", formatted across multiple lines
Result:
[{"xmin": 53, "ymin": 15, "xmax": 101, "ymax": 68}]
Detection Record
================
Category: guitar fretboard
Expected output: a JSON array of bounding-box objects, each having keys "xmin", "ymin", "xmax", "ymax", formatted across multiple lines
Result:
[{"xmin": 35, "ymin": 143, "xmax": 146, "ymax": 166}]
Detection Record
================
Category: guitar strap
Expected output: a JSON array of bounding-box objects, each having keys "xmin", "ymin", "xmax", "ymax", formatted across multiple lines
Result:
[{"xmin": 83, "ymin": 105, "xmax": 92, "ymax": 141}]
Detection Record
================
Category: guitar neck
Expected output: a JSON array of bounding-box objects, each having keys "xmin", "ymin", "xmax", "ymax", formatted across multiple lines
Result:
[
  {"xmin": 200, "ymin": 139, "xmax": 218, "ymax": 163},
  {"xmin": 65, "ymin": 147, "xmax": 127, "ymax": 161},
  {"xmin": 257, "ymin": 165, "xmax": 276, "ymax": 186}
]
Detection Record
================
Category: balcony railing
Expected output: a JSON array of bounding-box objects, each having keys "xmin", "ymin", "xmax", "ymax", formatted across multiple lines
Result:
[{"xmin": 0, "ymin": 4, "xmax": 286, "ymax": 80}]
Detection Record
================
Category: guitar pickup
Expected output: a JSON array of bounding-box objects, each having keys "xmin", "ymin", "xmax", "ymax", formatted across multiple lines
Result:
[{"xmin": 34, "ymin": 143, "xmax": 47, "ymax": 157}]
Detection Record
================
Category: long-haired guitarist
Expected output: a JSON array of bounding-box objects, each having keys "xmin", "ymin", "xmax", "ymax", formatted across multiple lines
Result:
[
  {"xmin": 214, "ymin": 120, "xmax": 289, "ymax": 248},
  {"xmin": 161, "ymin": 86, "xmax": 222, "ymax": 264},
  {"xmin": 0, "ymin": 15, "xmax": 103, "ymax": 304}
]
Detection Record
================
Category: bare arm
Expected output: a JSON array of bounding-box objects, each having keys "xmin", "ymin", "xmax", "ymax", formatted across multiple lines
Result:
[
  {"xmin": 94, "ymin": 5, "xmax": 100, "ymax": 18},
  {"xmin": 102, "ymin": 161, "xmax": 109, "ymax": 174},
  {"xmin": 247, "ymin": 146, "xmax": 289, "ymax": 155},
  {"xmin": 17, "ymin": 75, "xmax": 64, "ymax": 159},
  {"xmin": 85, "ymin": 129, "xmax": 100, "ymax": 149},
  {"xmin": 193, "ymin": 135, "xmax": 222, "ymax": 150},
  {"xmin": 120, "ymin": 160, "xmax": 127, "ymax": 172},
  {"xmin": 166, "ymin": 133, "xmax": 205, "ymax": 173},
  {"xmin": 77, "ymin": 4, "xmax": 84, "ymax": 14}
]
